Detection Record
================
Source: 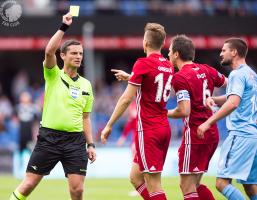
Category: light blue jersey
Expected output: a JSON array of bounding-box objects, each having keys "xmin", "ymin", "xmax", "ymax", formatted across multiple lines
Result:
[{"xmin": 226, "ymin": 64, "xmax": 257, "ymax": 138}]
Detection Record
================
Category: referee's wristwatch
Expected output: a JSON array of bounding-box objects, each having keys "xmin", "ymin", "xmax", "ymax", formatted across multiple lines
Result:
[{"xmin": 87, "ymin": 143, "xmax": 96, "ymax": 148}]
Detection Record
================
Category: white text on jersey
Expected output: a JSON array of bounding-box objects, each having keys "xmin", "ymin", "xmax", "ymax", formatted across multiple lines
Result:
[{"xmin": 158, "ymin": 66, "xmax": 172, "ymax": 73}]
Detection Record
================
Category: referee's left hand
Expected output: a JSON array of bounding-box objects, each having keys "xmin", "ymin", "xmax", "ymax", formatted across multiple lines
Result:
[{"xmin": 87, "ymin": 147, "xmax": 96, "ymax": 164}]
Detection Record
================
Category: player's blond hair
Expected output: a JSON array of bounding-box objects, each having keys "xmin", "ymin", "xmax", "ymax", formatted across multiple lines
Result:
[{"xmin": 144, "ymin": 23, "xmax": 166, "ymax": 50}]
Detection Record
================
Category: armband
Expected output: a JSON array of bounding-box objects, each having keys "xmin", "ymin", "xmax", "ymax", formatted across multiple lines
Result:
[{"xmin": 176, "ymin": 90, "xmax": 190, "ymax": 102}]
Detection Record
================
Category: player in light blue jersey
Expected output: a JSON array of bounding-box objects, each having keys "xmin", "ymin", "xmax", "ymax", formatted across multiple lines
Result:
[{"xmin": 197, "ymin": 38, "xmax": 257, "ymax": 200}]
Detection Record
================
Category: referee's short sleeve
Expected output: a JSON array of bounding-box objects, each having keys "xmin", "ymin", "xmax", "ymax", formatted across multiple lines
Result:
[
  {"xmin": 83, "ymin": 82, "xmax": 94, "ymax": 113},
  {"xmin": 43, "ymin": 64, "xmax": 60, "ymax": 82}
]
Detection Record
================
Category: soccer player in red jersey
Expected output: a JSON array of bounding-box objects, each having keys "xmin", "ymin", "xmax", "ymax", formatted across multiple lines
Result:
[
  {"xmin": 101, "ymin": 23, "xmax": 174, "ymax": 200},
  {"xmin": 167, "ymin": 35, "xmax": 226, "ymax": 200}
]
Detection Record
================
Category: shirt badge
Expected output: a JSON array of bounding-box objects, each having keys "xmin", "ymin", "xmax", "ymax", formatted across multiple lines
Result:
[{"xmin": 70, "ymin": 86, "xmax": 80, "ymax": 99}]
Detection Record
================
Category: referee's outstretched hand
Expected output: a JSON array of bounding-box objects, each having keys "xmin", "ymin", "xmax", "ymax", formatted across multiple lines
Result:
[
  {"xmin": 101, "ymin": 125, "xmax": 112, "ymax": 144},
  {"xmin": 63, "ymin": 12, "xmax": 72, "ymax": 26}
]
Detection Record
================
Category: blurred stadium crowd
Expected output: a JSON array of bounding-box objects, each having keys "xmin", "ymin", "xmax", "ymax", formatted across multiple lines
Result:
[
  {"xmin": 0, "ymin": 68, "xmax": 227, "ymax": 154},
  {"xmin": 21, "ymin": 0, "xmax": 257, "ymax": 17}
]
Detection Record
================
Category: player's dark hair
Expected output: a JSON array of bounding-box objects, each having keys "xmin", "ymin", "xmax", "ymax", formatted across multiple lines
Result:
[
  {"xmin": 60, "ymin": 39, "xmax": 82, "ymax": 54},
  {"xmin": 171, "ymin": 35, "xmax": 195, "ymax": 61},
  {"xmin": 144, "ymin": 23, "xmax": 166, "ymax": 50},
  {"xmin": 224, "ymin": 38, "xmax": 248, "ymax": 58}
]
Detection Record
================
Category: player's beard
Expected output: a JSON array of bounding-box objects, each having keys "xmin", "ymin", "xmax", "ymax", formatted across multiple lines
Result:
[{"xmin": 220, "ymin": 58, "xmax": 232, "ymax": 67}]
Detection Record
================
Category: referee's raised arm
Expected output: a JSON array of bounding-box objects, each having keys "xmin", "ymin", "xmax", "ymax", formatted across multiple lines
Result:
[{"xmin": 44, "ymin": 13, "xmax": 72, "ymax": 69}]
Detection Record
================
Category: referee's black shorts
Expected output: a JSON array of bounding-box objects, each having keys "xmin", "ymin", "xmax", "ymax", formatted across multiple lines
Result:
[{"xmin": 26, "ymin": 127, "xmax": 88, "ymax": 177}]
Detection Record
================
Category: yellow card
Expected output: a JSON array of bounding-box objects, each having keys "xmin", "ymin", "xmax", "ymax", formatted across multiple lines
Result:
[{"xmin": 70, "ymin": 5, "xmax": 80, "ymax": 17}]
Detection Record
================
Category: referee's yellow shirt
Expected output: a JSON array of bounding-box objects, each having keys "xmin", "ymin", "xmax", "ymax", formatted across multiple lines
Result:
[{"xmin": 41, "ymin": 65, "xmax": 94, "ymax": 132}]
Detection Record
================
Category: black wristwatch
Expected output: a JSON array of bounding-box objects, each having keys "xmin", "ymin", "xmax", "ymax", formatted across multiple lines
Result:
[{"xmin": 87, "ymin": 143, "xmax": 96, "ymax": 148}]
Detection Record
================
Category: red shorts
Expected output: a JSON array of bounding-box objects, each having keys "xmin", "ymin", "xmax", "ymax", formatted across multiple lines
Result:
[
  {"xmin": 178, "ymin": 143, "xmax": 218, "ymax": 174},
  {"xmin": 133, "ymin": 126, "xmax": 171, "ymax": 173}
]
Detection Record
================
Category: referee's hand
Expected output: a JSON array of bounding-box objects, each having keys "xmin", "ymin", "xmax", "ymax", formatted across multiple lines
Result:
[
  {"xmin": 87, "ymin": 147, "xmax": 96, "ymax": 164},
  {"xmin": 62, "ymin": 12, "xmax": 72, "ymax": 26},
  {"xmin": 101, "ymin": 125, "xmax": 112, "ymax": 144}
]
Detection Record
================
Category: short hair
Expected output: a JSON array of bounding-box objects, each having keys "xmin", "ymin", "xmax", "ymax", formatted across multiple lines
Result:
[
  {"xmin": 171, "ymin": 35, "xmax": 195, "ymax": 61},
  {"xmin": 224, "ymin": 38, "xmax": 248, "ymax": 58},
  {"xmin": 60, "ymin": 39, "xmax": 82, "ymax": 54},
  {"xmin": 144, "ymin": 23, "xmax": 166, "ymax": 50}
]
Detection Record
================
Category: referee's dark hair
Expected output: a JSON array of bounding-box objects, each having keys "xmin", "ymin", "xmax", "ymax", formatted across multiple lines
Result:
[
  {"xmin": 60, "ymin": 39, "xmax": 82, "ymax": 54},
  {"xmin": 171, "ymin": 35, "xmax": 195, "ymax": 62},
  {"xmin": 224, "ymin": 38, "xmax": 248, "ymax": 58}
]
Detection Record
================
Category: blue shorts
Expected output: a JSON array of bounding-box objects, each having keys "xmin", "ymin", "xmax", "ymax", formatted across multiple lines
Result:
[{"xmin": 217, "ymin": 134, "xmax": 257, "ymax": 184}]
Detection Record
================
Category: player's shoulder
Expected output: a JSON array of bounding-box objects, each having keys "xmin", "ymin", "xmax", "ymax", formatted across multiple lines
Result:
[
  {"xmin": 133, "ymin": 57, "xmax": 147, "ymax": 67},
  {"xmin": 173, "ymin": 70, "xmax": 187, "ymax": 82},
  {"xmin": 136, "ymin": 57, "xmax": 148, "ymax": 63},
  {"xmin": 194, "ymin": 63, "xmax": 215, "ymax": 72}
]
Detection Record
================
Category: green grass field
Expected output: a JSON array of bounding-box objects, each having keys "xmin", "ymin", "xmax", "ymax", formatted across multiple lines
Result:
[{"xmin": 0, "ymin": 175, "xmax": 246, "ymax": 200}]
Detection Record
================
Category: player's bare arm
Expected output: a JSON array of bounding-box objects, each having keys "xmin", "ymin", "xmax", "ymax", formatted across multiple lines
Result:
[
  {"xmin": 44, "ymin": 13, "xmax": 73, "ymax": 69},
  {"xmin": 111, "ymin": 69, "xmax": 131, "ymax": 81},
  {"xmin": 101, "ymin": 84, "xmax": 137, "ymax": 144},
  {"xmin": 205, "ymin": 97, "xmax": 217, "ymax": 110},
  {"xmin": 212, "ymin": 95, "xmax": 227, "ymax": 107},
  {"xmin": 83, "ymin": 112, "xmax": 96, "ymax": 163},
  {"xmin": 167, "ymin": 100, "xmax": 191, "ymax": 119},
  {"xmin": 197, "ymin": 94, "xmax": 241, "ymax": 139},
  {"xmin": 205, "ymin": 95, "xmax": 227, "ymax": 110}
]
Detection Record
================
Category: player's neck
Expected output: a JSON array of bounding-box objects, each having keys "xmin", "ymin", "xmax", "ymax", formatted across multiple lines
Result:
[
  {"xmin": 179, "ymin": 61, "xmax": 193, "ymax": 70},
  {"xmin": 232, "ymin": 58, "xmax": 246, "ymax": 70},
  {"xmin": 64, "ymin": 65, "xmax": 78, "ymax": 78},
  {"xmin": 146, "ymin": 49, "xmax": 161, "ymax": 57}
]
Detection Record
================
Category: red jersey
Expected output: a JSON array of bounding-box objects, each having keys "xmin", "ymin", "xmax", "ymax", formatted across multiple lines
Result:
[
  {"xmin": 129, "ymin": 53, "xmax": 174, "ymax": 131},
  {"xmin": 172, "ymin": 63, "xmax": 225, "ymax": 144}
]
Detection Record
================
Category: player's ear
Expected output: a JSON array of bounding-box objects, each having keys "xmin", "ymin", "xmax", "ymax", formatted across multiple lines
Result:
[
  {"xmin": 174, "ymin": 51, "xmax": 179, "ymax": 59},
  {"xmin": 231, "ymin": 49, "xmax": 237, "ymax": 57},
  {"xmin": 145, "ymin": 40, "xmax": 149, "ymax": 48}
]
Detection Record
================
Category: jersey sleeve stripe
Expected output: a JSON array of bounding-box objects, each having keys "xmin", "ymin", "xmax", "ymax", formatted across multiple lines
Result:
[
  {"xmin": 128, "ymin": 81, "xmax": 141, "ymax": 86},
  {"xmin": 226, "ymin": 92, "xmax": 242, "ymax": 99}
]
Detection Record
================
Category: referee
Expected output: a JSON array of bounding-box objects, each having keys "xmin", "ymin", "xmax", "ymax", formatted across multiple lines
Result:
[{"xmin": 10, "ymin": 13, "xmax": 96, "ymax": 200}]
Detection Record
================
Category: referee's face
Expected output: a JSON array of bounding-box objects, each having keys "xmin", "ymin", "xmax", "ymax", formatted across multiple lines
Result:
[{"xmin": 62, "ymin": 45, "xmax": 83, "ymax": 68}]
